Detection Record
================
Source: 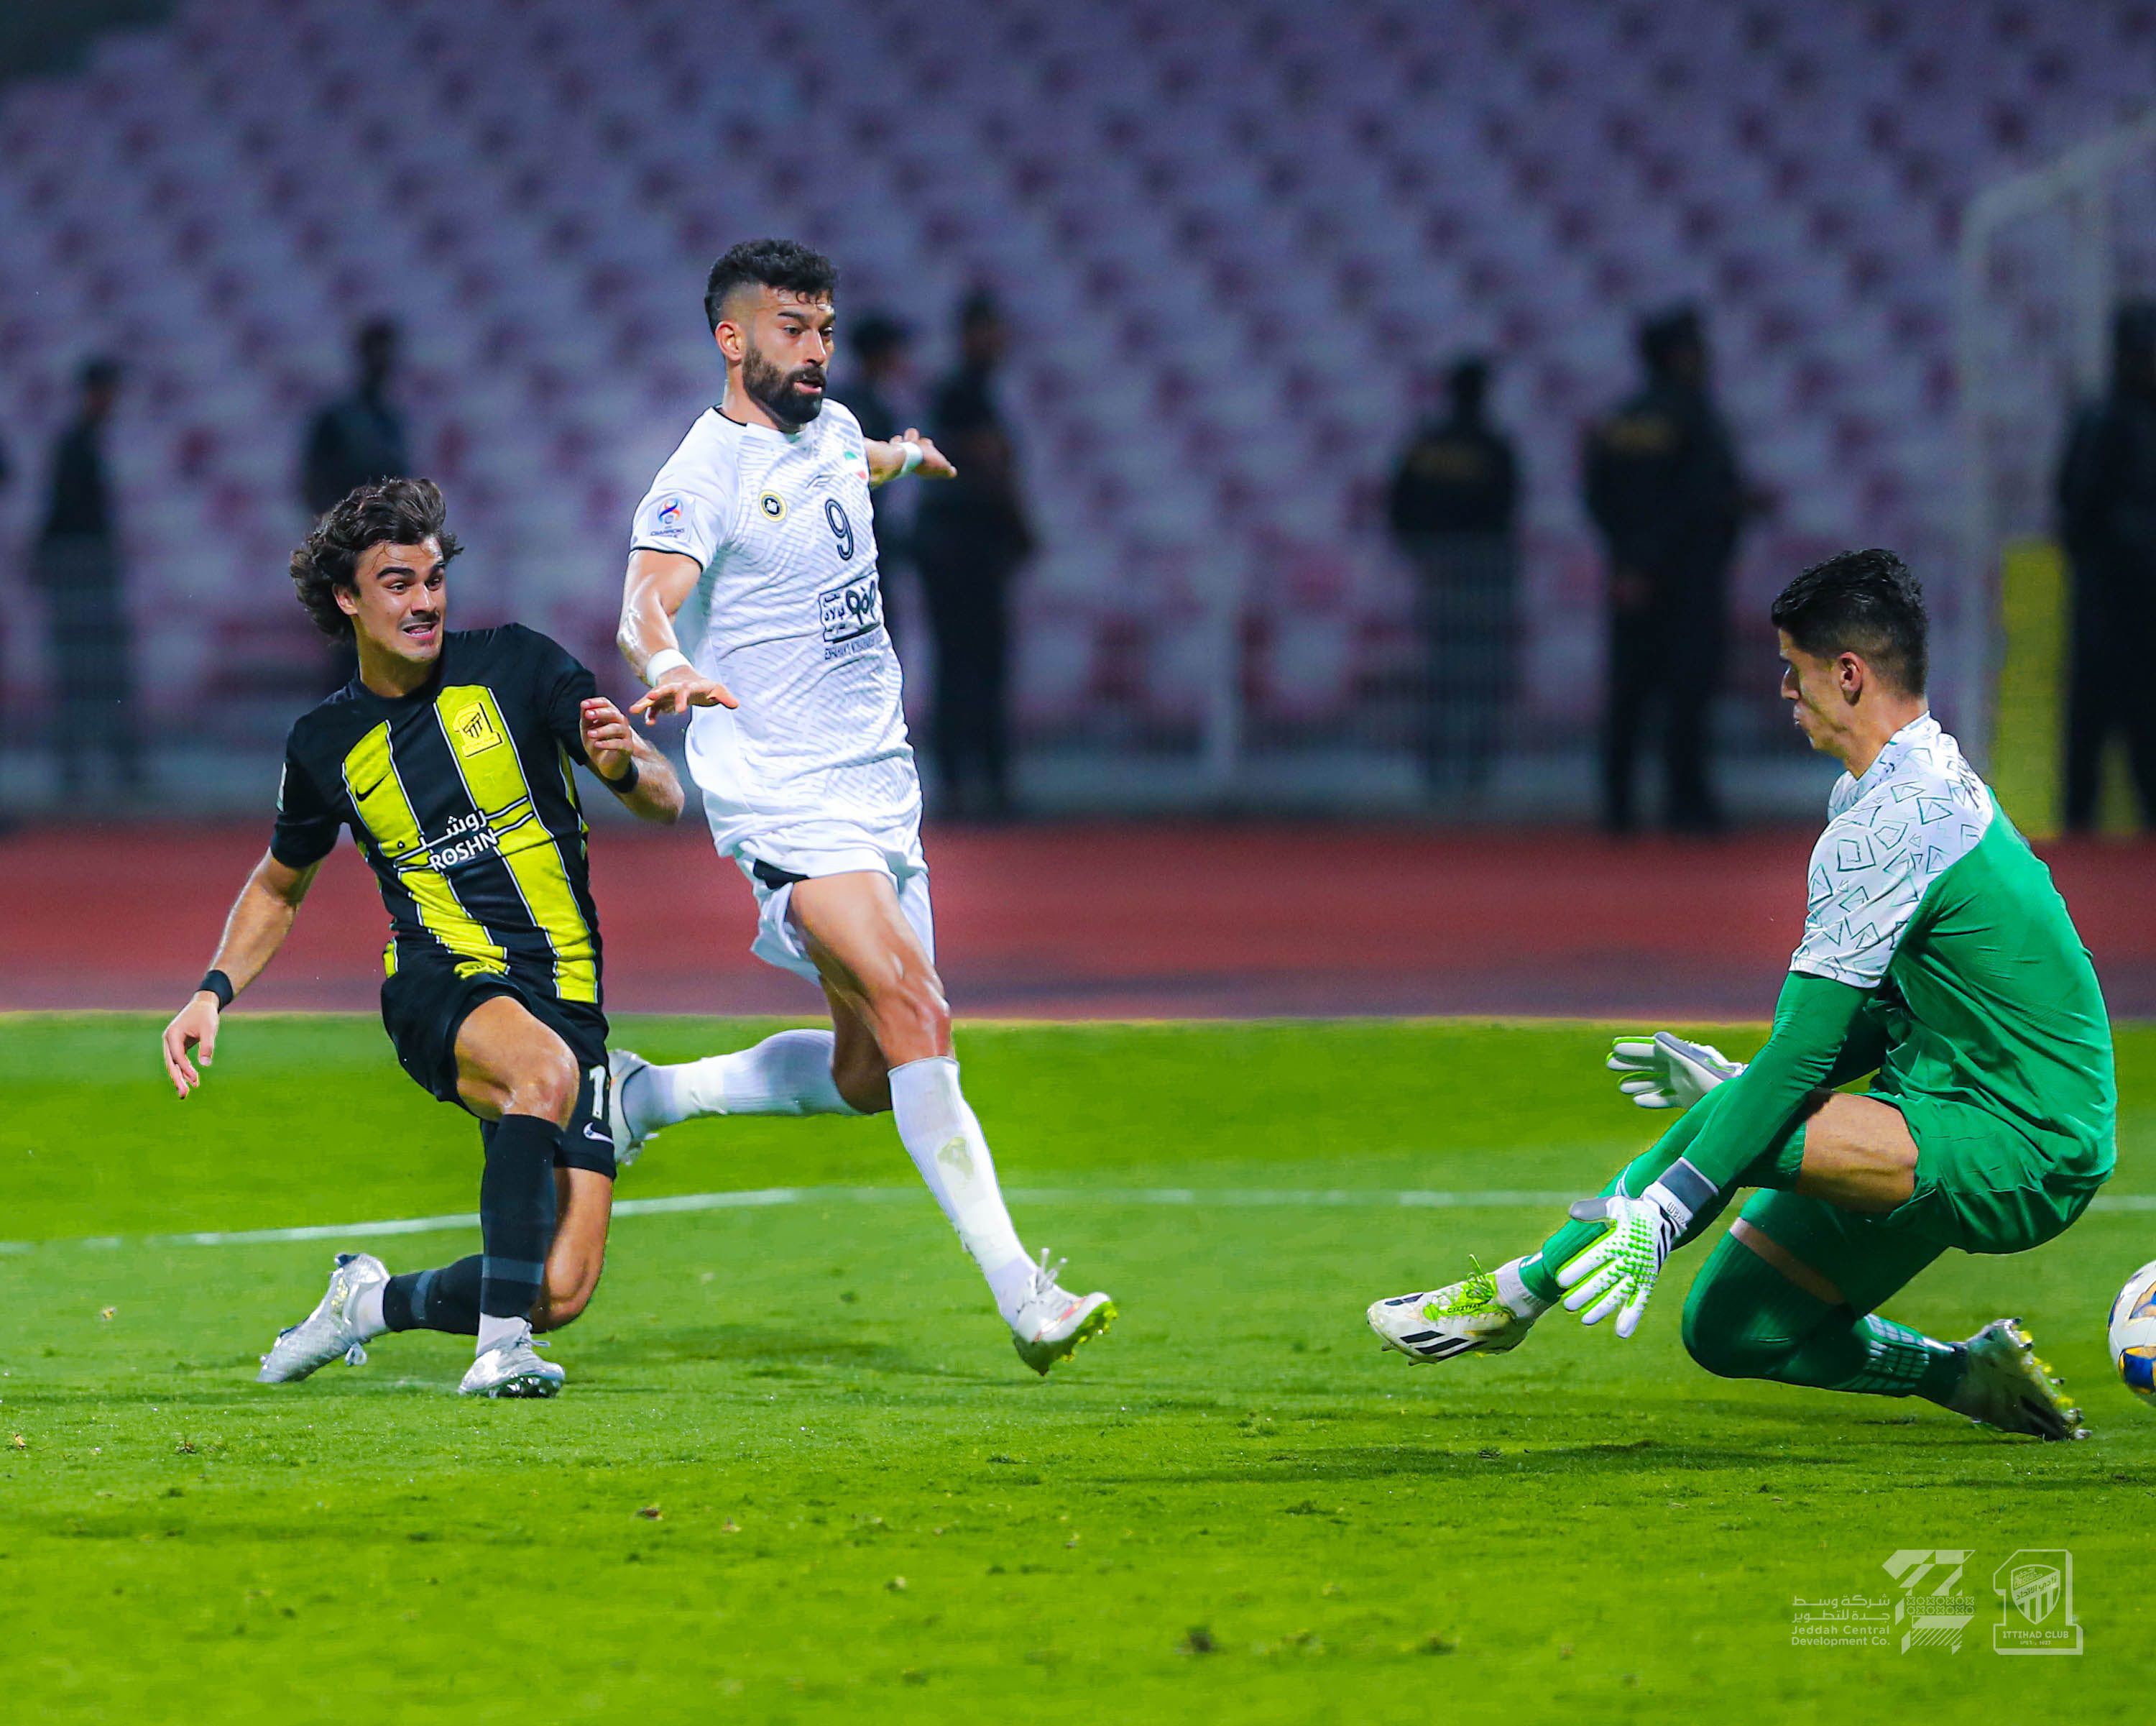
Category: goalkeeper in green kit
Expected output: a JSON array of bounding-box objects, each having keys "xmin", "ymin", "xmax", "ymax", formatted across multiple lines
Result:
[{"xmin": 1369, "ymin": 549, "xmax": 2115, "ymax": 1439}]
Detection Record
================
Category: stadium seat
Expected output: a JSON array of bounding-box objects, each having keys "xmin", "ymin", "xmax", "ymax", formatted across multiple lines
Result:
[{"xmin": 0, "ymin": 0, "xmax": 2140, "ymax": 746}]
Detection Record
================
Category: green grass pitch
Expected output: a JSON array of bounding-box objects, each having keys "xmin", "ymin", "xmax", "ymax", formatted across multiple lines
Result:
[{"xmin": 2, "ymin": 1013, "xmax": 2152, "ymax": 1722}]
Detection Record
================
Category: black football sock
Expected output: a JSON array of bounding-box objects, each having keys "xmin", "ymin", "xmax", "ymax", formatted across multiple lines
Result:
[
  {"xmin": 479, "ymin": 1113, "xmax": 560, "ymax": 1328},
  {"xmin": 381, "ymin": 1256, "xmax": 484, "ymax": 1336}
]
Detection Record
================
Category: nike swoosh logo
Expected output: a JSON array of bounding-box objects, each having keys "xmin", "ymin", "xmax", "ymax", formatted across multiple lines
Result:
[{"xmin": 584, "ymin": 1121, "xmax": 611, "ymax": 1142}]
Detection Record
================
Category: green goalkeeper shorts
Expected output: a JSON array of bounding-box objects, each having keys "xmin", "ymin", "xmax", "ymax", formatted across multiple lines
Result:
[{"xmin": 1881, "ymin": 1093, "xmax": 2107, "ymax": 1257}]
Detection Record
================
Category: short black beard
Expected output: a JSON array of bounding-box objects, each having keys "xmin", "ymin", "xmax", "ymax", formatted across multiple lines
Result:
[{"xmin": 743, "ymin": 345, "xmax": 824, "ymax": 428}]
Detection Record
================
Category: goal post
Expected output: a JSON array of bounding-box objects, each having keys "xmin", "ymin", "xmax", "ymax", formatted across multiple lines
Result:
[{"xmin": 1955, "ymin": 113, "xmax": 2156, "ymax": 822}]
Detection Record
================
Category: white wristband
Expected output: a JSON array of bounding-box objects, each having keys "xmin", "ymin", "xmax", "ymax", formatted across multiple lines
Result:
[
  {"xmin": 642, "ymin": 648, "xmax": 692, "ymax": 687},
  {"xmin": 897, "ymin": 440, "xmax": 923, "ymax": 478}
]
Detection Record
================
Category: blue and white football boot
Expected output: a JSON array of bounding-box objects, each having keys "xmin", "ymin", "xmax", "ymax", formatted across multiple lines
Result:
[
  {"xmin": 458, "ymin": 1322, "xmax": 565, "ymax": 1399},
  {"xmin": 256, "ymin": 1252, "xmax": 387, "ymax": 1383},
  {"xmin": 606, "ymin": 1048, "xmax": 657, "ymax": 1171}
]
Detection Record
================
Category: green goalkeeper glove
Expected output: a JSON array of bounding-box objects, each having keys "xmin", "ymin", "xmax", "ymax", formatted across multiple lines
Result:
[
  {"xmin": 1554, "ymin": 1183, "xmax": 1692, "ymax": 1339},
  {"xmin": 1606, "ymin": 1031, "xmax": 1743, "ymax": 1111}
]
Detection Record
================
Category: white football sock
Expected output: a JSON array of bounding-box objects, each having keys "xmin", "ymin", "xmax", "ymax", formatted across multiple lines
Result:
[
  {"xmin": 349, "ymin": 1281, "xmax": 388, "ymax": 1341},
  {"xmin": 476, "ymin": 1313, "xmax": 529, "ymax": 1355},
  {"xmin": 630, "ymin": 1030, "xmax": 860, "ymax": 1131},
  {"xmin": 1495, "ymin": 1257, "xmax": 1553, "ymax": 1320},
  {"xmin": 888, "ymin": 1055, "xmax": 1033, "ymax": 1322}
]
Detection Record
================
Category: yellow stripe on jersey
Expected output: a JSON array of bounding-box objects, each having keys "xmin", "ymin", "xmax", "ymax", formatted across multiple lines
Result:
[
  {"xmin": 434, "ymin": 686, "xmax": 599, "ymax": 1004},
  {"xmin": 341, "ymin": 722, "xmax": 507, "ymax": 975},
  {"xmin": 556, "ymin": 743, "xmax": 584, "ymax": 818}
]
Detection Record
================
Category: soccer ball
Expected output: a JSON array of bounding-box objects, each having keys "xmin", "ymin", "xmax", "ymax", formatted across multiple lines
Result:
[{"xmin": 2106, "ymin": 1259, "xmax": 2156, "ymax": 1402}]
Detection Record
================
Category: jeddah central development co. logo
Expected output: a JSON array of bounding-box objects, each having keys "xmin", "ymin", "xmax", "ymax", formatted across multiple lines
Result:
[
  {"xmin": 1880, "ymin": 1549, "xmax": 1978, "ymax": 1651},
  {"xmin": 1791, "ymin": 1548, "xmax": 2081, "ymax": 1655}
]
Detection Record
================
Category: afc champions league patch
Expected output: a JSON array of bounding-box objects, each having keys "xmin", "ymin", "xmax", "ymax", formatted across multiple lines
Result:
[
  {"xmin": 650, "ymin": 495, "xmax": 686, "ymax": 539},
  {"xmin": 758, "ymin": 490, "xmax": 788, "ymax": 523}
]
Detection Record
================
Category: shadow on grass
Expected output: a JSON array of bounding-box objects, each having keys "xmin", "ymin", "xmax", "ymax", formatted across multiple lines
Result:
[
  {"xmin": 1097, "ymin": 1441, "xmax": 1811, "ymax": 1486},
  {"xmin": 586, "ymin": 1321, "xmax": 1032, "ymax": 1388},
  {"xmin": 1099, "ymin": 1415, "xmax": 2065, "ymax": 1485}
]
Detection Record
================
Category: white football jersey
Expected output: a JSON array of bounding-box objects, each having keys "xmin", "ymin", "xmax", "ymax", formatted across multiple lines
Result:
[
  {"xmin": 630, "ymin": 402, "xmax": 919, "ymax": 855},
  {"xmin": 1789, "ymin": 714, "xmax": 1993, "ymax": 988}
]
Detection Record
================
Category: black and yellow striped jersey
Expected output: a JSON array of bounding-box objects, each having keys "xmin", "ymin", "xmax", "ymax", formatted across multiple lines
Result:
[{"xmin": 271, "ymin": 625, "xmax": 607, "ymax": 1004}]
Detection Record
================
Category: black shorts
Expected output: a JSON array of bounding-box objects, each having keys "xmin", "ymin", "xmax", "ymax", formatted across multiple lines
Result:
[{"xmin": 379, "ymin": 960, "xmax": 617, "ymax": 1177}]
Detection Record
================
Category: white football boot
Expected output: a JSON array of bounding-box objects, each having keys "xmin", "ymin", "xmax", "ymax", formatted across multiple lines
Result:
[
  {"xmin": 458, "ymin": 1322, "xmax": 566, "ymax": 1399},
  {"xmin": 1368, "ymin": 1266, "xmax": 1537, "ymax": 1362},
  {"xmin": 607, "ymin": 1048, "xmax": 657, "ymax": 1170},
  {"xmin": 256, "ymin": 1252, "xmax": 388, "ymax": 1384},
  {"xmin": 1948, "ymin": 1318, "xmax": 2086, "ymax": 1441},
  {"xmin": 1008, "ymin": 1250, "xmax": 1116, "ymax": 1374}
]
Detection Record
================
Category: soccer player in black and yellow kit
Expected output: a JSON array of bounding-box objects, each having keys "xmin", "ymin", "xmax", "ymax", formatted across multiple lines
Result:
[{"xmin": 160, "ymin": 479, "xmax": 683, "ymax": 1397}]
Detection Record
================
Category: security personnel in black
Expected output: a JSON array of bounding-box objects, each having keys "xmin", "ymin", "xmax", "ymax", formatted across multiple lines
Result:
[
  {"xmin": 34, "ymin": 356, "xmax": 139, "ymax": 789},
  {"xmin": 303, "ymin": 320, "xmax": 413, "ymax": 691},
  {"xmin": 1585, "ymin": 307, "xmax": 1747, "ymax": 833},
  {"xmin": 846, "ymin": 312, "xmax": 911, "ymax": 479},
  {"xmin": 914, "ymin": 291, "xmax": 1035, "ymax": 820},
  {"xmin": 1387, "ymin": 356, "xmax": 1519, "ymax": 796},
  {"xmin": 303, "ymin": 320, "xmax": 412, "ymax": 518},
  {"xmin": 847, "ymin": 312, "xmax": 915, "ymax": 648},
  {"xmin": 2056, "ymin": 299, "xmax": 2156, "ymax": 832}
]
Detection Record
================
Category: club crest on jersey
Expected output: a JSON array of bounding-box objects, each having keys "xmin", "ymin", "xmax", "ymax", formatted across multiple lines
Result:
[
  {"xmin": 447, "ymin": 700, "xmax": 505, "ymax": 758},
  {"xmin": 758, "ymin": 491, "xmax": 788, "ymax": 523}
]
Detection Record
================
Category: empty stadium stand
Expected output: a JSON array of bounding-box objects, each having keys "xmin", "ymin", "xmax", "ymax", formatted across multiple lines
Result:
[{"xmin": 1, "ymin": 0, "xmax": 2150, "ymax": 789}]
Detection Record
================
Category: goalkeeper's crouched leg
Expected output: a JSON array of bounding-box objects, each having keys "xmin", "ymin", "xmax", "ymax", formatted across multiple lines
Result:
[
  {"xmin": 1680, "ymin": 1192, "xmax": 1961, "ymax": 1401},
  {"xmin": 1680, "ymin": 1234, "xmax": 1828, "ymax": 1383}
]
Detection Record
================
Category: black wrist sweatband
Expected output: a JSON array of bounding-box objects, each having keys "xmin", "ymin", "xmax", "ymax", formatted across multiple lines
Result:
[
  {"xmin": 198, "ymin": 969, "xmax": 235, "ymax": 1010},
  {"xmin": 602, "ymin": 756, "xmax": 640, "ymax": 795}
]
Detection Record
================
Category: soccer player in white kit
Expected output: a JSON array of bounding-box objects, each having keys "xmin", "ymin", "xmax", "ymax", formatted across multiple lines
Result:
[{"xmin": 608, "ymin": 239, "xmax": 1115, "ymax": 1374}]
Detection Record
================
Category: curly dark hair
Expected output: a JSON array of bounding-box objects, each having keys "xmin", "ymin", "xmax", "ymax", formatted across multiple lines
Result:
[
  {"xmin": 704, "ymin": 237, "xmax": 838, "ymax": 332},
  {"xmin": 1770, "ymin": 548, "xmax": 1928, "ymax": 696},
  {"xmin": 290, "ymin": 478, "xmax": 461, "ymax": 640}
]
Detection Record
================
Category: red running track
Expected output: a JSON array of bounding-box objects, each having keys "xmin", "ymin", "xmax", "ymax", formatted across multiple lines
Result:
[{"xmin": 3, "ymin": 822, "xmax": 2151, "ymax": 1019}]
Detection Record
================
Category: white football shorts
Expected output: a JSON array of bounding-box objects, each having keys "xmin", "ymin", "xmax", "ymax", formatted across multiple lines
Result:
[{"xmin": 726, "ymin": 819, "xmax": 934, "ymax": 987}]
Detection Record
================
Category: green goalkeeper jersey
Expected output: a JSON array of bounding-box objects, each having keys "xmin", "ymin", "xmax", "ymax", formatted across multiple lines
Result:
[{"xmin": 1787, "ymin": 714, "xmax": 2114, "ymax": 1181}]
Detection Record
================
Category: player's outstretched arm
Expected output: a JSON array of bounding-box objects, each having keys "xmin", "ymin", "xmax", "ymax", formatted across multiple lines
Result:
[
  {"xmin": 618, "ymin": 548, "xmax": 738, "ymax": 725},
  {"xmin": 865, "ymin": 428, "xmax": 956, "ymax": 487},
  {"xmin": 578, "ymin": 695, "xmax": 683, "ymax": 824},
  {"xmin": 160, "ymin": 851, "xmax": 318, "ymax": 1098}
]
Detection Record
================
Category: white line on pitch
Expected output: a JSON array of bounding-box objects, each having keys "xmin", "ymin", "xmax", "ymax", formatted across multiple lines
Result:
[{"xmin": 4, "ymin": 1185, "xmax": 2155, "ymax": 1254}]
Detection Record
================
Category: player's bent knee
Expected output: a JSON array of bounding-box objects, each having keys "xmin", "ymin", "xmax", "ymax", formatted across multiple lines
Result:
[
  {"xmin": 533, "ymin": 1292, "xmax": 587, "ymax": 1332},
  {"xmin": 511, "ymin": 1043, "xmax": 580, "ymax": 1126},
  {"xmin": 1681, "ymin": 1308, "xmax": 1758, "ymax": 1380},
  {"xmin": 866, "ymin": 973, "xmax": 950, "ymax": 1062},
  {"xmin": 833, "ymin": 1053, "xmax": 892, "ymax": 1115},
  {"xmin": 1680, "ymin": 1268, "xmax": 1791, "ymax": 1382},
  {"xmin": 535, "ymin": 1264, "xmax": 602, "ymax": 1331}
]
